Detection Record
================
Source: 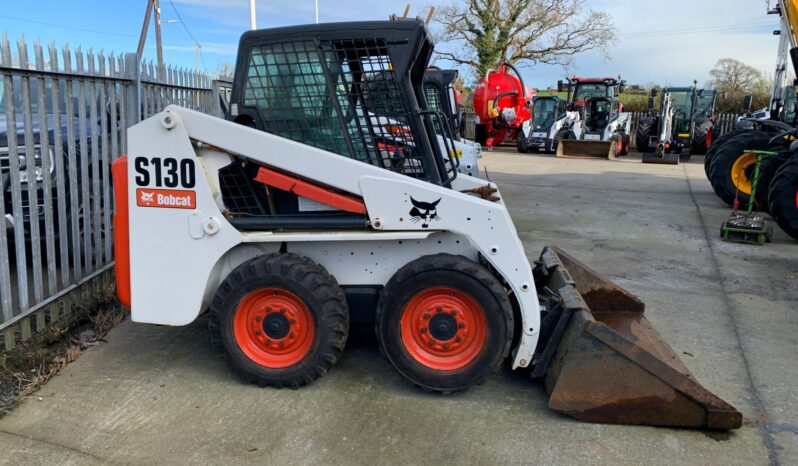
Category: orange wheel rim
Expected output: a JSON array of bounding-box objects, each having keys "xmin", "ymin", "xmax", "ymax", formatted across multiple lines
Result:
[
  {"xmin": 233, "ymin": 288, "xmax": 314, "ymax": 368},
  {"xmin": 399, "ymin": 286, "xmax": 487, "ymax": 371}
]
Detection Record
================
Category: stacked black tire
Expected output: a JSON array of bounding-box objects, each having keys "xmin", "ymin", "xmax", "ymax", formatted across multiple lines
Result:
[
  {"xmin": 635, "ymin": 116, "xmax": 657, "ymax": 151},
  {"xmin": 691, "ymin": 117, "xmax": 713, "ymax": 155},
  {"xmin": 704, "ymin": 130, "xmax": 798, "ymax": 240}
]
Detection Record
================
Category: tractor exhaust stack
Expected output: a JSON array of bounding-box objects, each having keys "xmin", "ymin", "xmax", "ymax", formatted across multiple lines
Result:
[
  {"xmin": 556, "ymin": 140, "xmax": 616, "ymax": 159},
  {"xmin": 532, "ymin": 247, "xmax": 742, "ymax": 429}
]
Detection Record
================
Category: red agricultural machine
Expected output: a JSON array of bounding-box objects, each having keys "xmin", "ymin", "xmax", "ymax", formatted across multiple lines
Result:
[{"xmin": 472, "ymin": 63, "xmax": 535, "ymax": 148}]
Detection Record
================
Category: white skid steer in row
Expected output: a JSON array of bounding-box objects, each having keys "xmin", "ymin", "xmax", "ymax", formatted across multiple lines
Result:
[{"xmin": 113, "ymin": 21, "xmax": 741, "ymax": 429}]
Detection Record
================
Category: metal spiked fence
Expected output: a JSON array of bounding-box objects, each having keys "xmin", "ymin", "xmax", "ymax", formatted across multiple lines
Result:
[{"xmin": 0, "ymin": 32, "xmax": 230, "ymax": 351}]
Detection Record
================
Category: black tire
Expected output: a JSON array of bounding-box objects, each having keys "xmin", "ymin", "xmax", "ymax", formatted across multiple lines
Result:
[
  {"xmin": 768, "ymin": 157, "xmax": 798, "ymax": 240},
  {"xmin": 474, "ymin": 124, "xmax": 488, "ymax": 146},
  {"xmin": 704, "ymin": 129, "xmax": 754, "ymax": 178},
  {"xmin": 376, "ymin": 254, "xmax": 513, "ymax": 394},
  {"xmin": 708, "ymin": 131, "xmax": 774, "ymax": 207},
  {"xmin": 635, "ymin": 116, "xmax": 656, "ymax": 151},
  {"xmin": 618, "ymin": 133, "xmax": 630, "ymax": 156},
  {"xmin": 753, "ymin": 151, "xmax": 791, "ymax": 213},
  {"xmin": 516, "ymin": 135, "xmax": 529, "ymax": 153},
  {"xmin": 691, "ymin": 118, "xmax": 713, "ymax": 155},
  {"xmin": 209, "ymin": 253, "xmax": 349, "ymax": 388}
]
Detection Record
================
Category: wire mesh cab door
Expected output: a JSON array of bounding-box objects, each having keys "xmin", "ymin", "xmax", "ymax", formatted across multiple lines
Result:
[{"xmin": 228, "ymin": 20, "xmax": 455, "ymax": 188}]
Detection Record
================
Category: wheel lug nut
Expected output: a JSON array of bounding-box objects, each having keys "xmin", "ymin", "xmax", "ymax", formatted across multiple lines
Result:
[
  {"xmin": 420, "ymin": 328, "xmax": 427, "ymax": 334},
  {"xmin": 435, "ymin": 306, "xmax": 443, "ymax": 313},
  {"xmin": 450, "ymin": 309, "xmax": 457, "ymax": 316},
  {"xmin": 456, "ymin": 336, "xmax": 462, "ymax": 342},
  {"xmin": 265, "ymin": 340, "xmax": 271, "ymax": 346},
  {"xmin": 289, "ymin": 332, "xmax": 296, "ymax": 338},
  {"xmin": 289, "ymin": 319, "xmax": 296, "ymax": 324},
  {"xmin": 458, "ymin": 323, "xmax": 465, "ymax": 329},
  {"xmin": 280, "ymin": 308, "xmax": 286, "ymax": 314},
  {"xmin": 428, "ymin": 339, "xmax": 435, "ymax": 346},
  {"xmin": 266, "ymin": 306, "xmax": 272, "ymax": 313},
  {"xmin": 423, "ymin": 313, "xmax": 430, "ymax": 320},
  {"xmin": 255, "ymin": 330, "xmax": 262, "ymax": 335},
  {"xmin": 443, "ymin": 344, "xmax": 449, "ymax": 350},
  {"xmin": 255, "ymin": 316, "xmax": 262, "ymax": 321},
  {"xmin": 279, "ymin": 341, "xmax": 285, "ymax": 347}
]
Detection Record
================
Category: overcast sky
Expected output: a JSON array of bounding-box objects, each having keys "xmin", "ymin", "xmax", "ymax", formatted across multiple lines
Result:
[{"xmin": 0, "ymin": 0, "xmax": 782, "ymax": 89}]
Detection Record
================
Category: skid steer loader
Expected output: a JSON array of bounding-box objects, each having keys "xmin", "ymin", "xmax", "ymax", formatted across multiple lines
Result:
[
  {"xmin": 113, "ymin": 20, "xmax": 741, "ymax": 429},
  {"xmin": 555, "ymin": 76, "xmax": 631, "ymax": 159},
  {"xmin": 516, "ymin": 96, "xmax": 581, "ymax": 154},
  {"xmin": 423, "ymin": 68, "xmax": 482, "ymax": 178}
]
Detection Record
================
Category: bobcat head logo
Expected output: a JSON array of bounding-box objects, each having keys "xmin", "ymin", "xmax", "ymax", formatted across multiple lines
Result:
[
  {"xmin": 409, "ymin": 197, "xmax": 441, "ymax": 228},
  {"xmin": 140, "ymin": 191, "xmax": 154, "ymax": 203}
]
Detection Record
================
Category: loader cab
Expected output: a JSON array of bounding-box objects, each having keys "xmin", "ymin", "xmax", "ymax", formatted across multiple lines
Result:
[
  {"xmin": 531, "ymin": 96, "xmax": 566, "ymax": 131},
  {"xmin": 222, "ymin": 20, "xmax": 459, "ymax": 225},
  {"xmin": 423, "ymin": 68, "xmax": 463, "ymax": 139},
  {"xmin": 583, "ymin": 97, "xmax": 616, "ymax": 132},
  {"xmin": 228, "ymin": 21, "xmax": 457, "ymax": 189},
  {"xmin": 665, "ymin": 88, "xmax": 696, "ymax": 135}
]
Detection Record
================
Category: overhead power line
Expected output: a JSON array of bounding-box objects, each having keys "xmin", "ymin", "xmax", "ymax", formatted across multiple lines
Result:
[
  {"xmin": 622, "ymin": 20, "xmax": 777, "ymax": 39},
  {"xmin": 166, "ymin": 0, "xmax": 208, "ymax": 71},
  {"xmin": 0, "ymin": 13, "xmax": 136, "ymax": 38}
]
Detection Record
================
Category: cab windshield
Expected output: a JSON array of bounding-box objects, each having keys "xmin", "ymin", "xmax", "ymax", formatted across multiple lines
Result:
[
  {"xmin": 574, "ymin": 83, "xmax": 611, "ymax": 101},
  {"xmin": 532, "ymin": 98, "xmax": 559, "ymax": 129},
  {"xmin": 669, "ymin": 90, "xmax": 694, "ymax": 133},
  {"xmin": 694, "ymin": 90, "xmax": 716, "ymax": 118}
]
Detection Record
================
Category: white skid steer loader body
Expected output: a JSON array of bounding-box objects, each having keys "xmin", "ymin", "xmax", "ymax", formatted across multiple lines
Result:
[{"xmin": 126, "ymin": 106, "xmax": 540, "ymax": 369}]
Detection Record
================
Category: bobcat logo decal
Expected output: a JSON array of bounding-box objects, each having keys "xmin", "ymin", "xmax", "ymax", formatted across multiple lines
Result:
[
  {"xmin": 409, "ymin": 197, "xmax": 441, "ymax": 228},
  {"xmin": 140, "ymin": 191, "xmax": 154, "ymax": 203}
]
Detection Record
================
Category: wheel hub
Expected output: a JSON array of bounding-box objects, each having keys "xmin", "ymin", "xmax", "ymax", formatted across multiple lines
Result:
[
  {"xmin": 263, "ymin": 313, "xmax": 290, "ymax": 339},
  {"xmin": 429, "ymin": 313, "xmax": 457, "ymax": 341}
]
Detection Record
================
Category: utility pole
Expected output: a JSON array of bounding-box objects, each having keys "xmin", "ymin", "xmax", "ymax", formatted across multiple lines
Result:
[
  {"xmin": 315, "ymin": 0, "xmax": 319, "ymax": 23},
  {"xmin": 153, "ymin": 0, "xmax": 165, "ymax": 81},
  {"xmin": 136, "ymin": 0, "xmax": 155, "ymax": 58},
  {"xmin": 249, "ymin": 0, "xmax": 257, "ymax": 30},
  {"xmin": 195, "ymin": 42, "xmax": 200, "ymax": 75}
]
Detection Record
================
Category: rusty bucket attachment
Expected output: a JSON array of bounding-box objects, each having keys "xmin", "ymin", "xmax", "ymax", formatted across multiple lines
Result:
[
  {"xmin": 556, "ymin": 139, "xmax": 616, "ymax": 159},
  {"xmin": 531, "ymin": 247, "xmax": 742, "ymax": 429}
]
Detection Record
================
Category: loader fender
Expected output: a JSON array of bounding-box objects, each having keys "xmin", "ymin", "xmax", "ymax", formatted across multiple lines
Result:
[{"xmin": 359, "ymin": 175, "xmax": 541, "ymax": 369}]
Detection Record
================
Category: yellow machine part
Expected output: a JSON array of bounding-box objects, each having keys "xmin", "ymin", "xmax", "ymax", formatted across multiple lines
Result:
[{"xmin": 731, "ymin": 152, "xmax": 758, "ymax": 195}]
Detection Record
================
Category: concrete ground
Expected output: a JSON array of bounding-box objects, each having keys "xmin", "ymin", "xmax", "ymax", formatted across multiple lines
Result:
[{"xmin": 0, "ymin": 149, "xmax": 796, "ymax": 465}]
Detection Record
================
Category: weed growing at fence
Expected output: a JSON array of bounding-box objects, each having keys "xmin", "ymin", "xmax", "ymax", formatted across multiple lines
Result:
[{"xmin": 0, "ymin": 286, "xmax": 126, "ymax": 417}]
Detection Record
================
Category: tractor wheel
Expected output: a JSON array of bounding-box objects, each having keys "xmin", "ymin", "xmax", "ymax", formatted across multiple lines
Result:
[
  {"xmin": 768, "ymin": 157, "xmax": 798, "ymax": 240},
  {"xmin": 474, "ymin": 124, "xmax": 488, "ymax": 146},
  {"xmin": 517, "ymin": 136, "xmax": 529, "ymax": 154},
  {"xmin": 704, "ymin": 130, "xmax": 753, "ymax": 179},
  {"xmin": 708, "ymin": 131, "xmax": 774, "ymax": 207},
  {"xmin": 691, "ymin": 118, "xmax": 713, "ymax": 155},
  {"xmin": 753, "ymin": 151, "xmax": 791, "ymax": 213},
  {"xmin": 209, "ymin": 253, "xmax": 349, "ymax": 388},
  {"xmin": 635, "ymin": 116, "xmax": 656, "ymax": 151},
  {"xmin": 376, "ymin": 254, "xmax": 513, "ymax": 394}
]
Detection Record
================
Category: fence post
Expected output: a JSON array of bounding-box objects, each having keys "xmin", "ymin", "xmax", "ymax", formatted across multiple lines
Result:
[{"xmin": 124, "ymin": 52, "xmax": 140, "ymax": 125}]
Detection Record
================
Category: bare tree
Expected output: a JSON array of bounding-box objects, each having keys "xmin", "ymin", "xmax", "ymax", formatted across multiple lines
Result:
[
  {"xmin": 709, "ymin": 58, "xmax": 772, "ymax": 113},
  {"xmin": 428, "ymin": 0, "xmax": 616, "ymax": 79}
]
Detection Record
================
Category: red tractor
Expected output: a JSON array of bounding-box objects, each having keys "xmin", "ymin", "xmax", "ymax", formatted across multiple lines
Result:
[{"xmin": 472, "ymin": 63, "xmax": 535, "ymax": 148}]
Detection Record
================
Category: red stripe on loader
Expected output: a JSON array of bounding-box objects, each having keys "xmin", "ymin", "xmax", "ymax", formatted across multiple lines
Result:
[
  {"xmin": 112, "ymin": 156, "xmax": 131, "ymax": 308},
  {"xmin": 255, "ymin": 167, "xmax": 367, "ymax": 215}
]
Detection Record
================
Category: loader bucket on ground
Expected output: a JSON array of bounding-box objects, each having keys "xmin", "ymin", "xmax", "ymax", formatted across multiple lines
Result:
[
  {"xmin": 531, "ymin": 247, "xmax": 742, "ymax": 429},
  {"xmin": 555, "ymin": 139, "xmax": 616, "ymax": 159}
]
